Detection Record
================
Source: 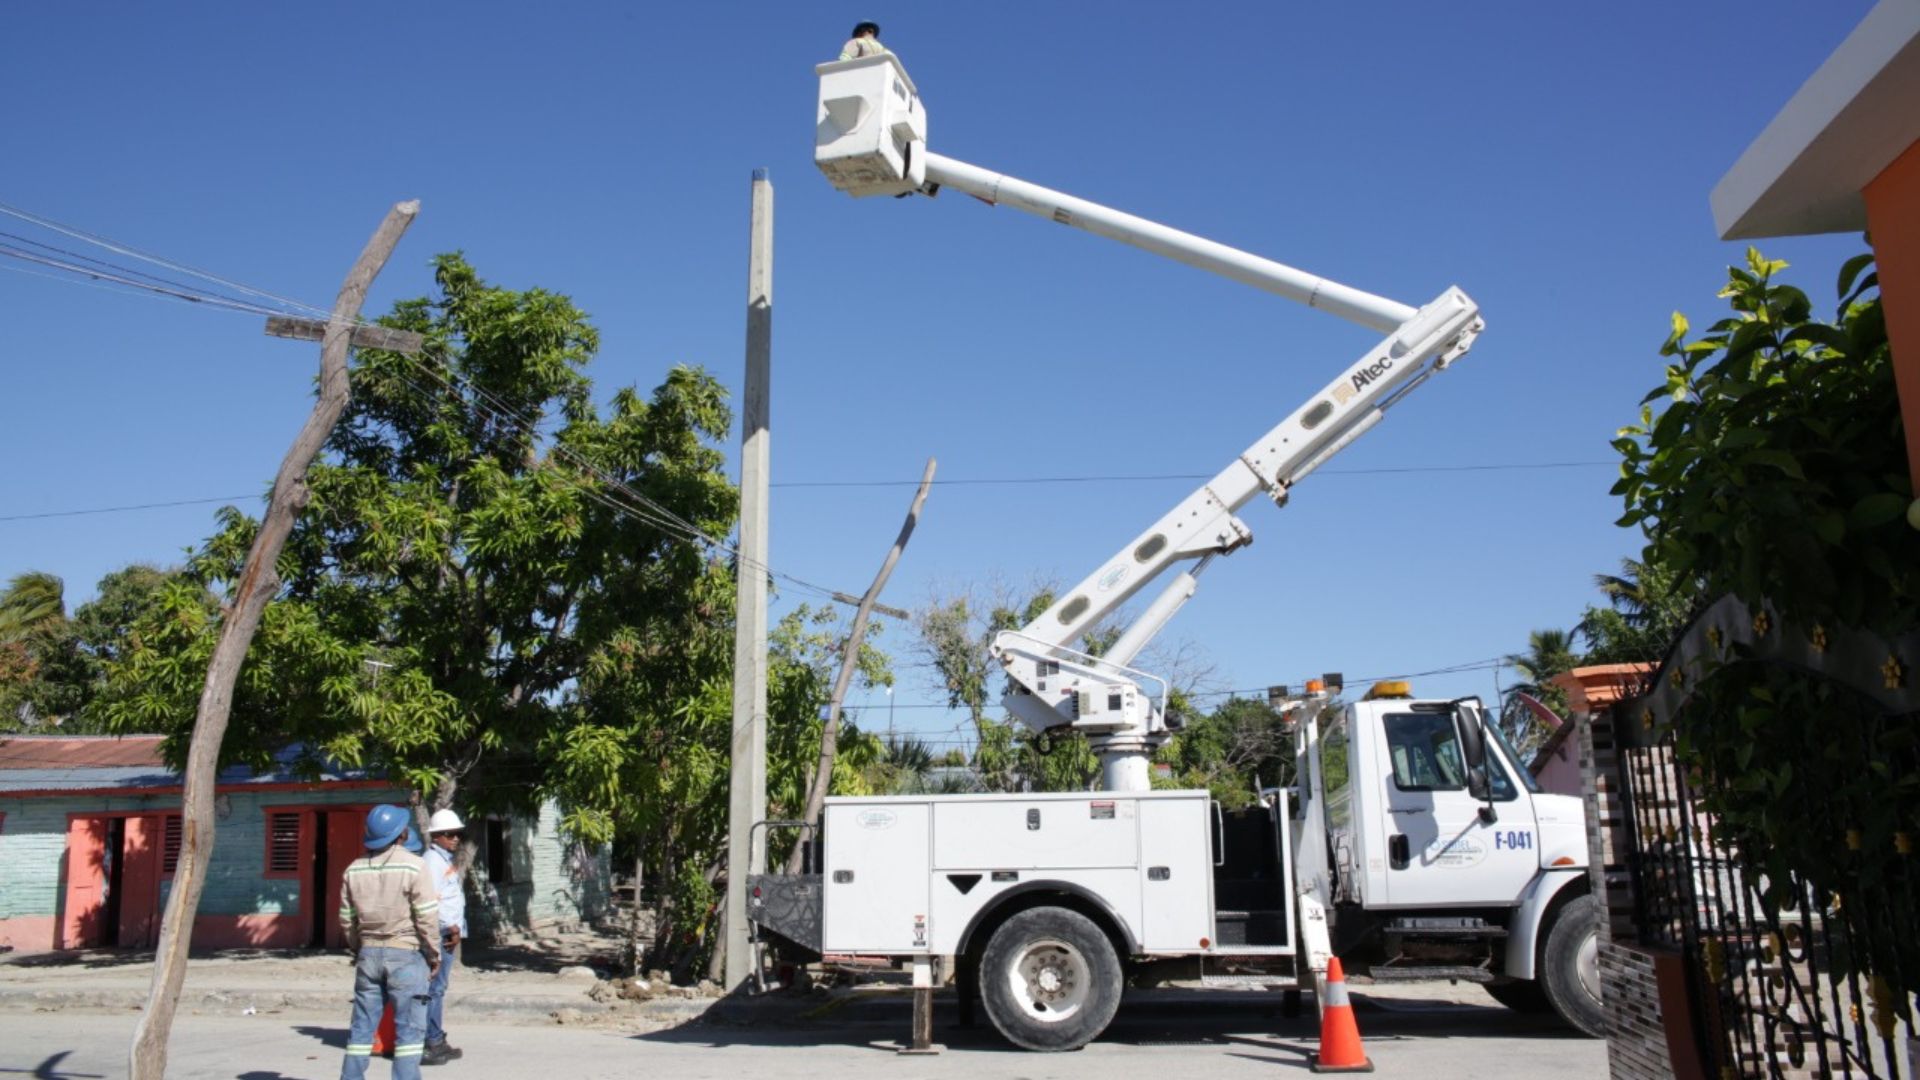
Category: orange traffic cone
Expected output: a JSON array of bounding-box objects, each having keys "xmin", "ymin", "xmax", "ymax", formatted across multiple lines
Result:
[
  {"xmin": 1310, "ymin": 957, "xmax": 1373, "ymax": 1073},
  {"xmin": 371, "ymin": 1001, "xmax": 397, "ymax": 1057}
]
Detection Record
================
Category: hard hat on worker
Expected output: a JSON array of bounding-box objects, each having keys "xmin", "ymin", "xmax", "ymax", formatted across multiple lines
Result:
[
  {"xmin": 427, "ymin": 808, "xmax": 466, "ymax": 834},
  {"xmin": 851, "ymin": 20, "xmax": 880, "ymax": 37},
  {"xmin": 363, "ymin": 804, "xmax": 410, "ymax": 851}
]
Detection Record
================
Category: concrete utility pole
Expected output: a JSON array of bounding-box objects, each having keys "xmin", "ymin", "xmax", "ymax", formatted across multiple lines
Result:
[
  {"xmin": 725, "ymin": 168, "xmax": 773, "ymax": 990},
  {"xmin": 129, "ymin": 201, "xmax": 420, "ymax": 1080}
]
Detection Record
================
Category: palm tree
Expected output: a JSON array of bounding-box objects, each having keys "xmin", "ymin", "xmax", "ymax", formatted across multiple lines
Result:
[
  {"xmin": 1508, "ymin": 628, "xmax": 1578, "ymax": 695},
  {"xmin": 878, "ymin": 735, "xmax": 936, "ymax": 793},
  {"xmin": 1501, "ymin": 628, "xmax": 1578, "ymax": 752},
  {"xmin": 1578, "ymin": 557, "xmax": 1702, "ymax": 665},
  {"xmin": 0, "ymin": 572, "xmax": 66, "ymax": 643}
]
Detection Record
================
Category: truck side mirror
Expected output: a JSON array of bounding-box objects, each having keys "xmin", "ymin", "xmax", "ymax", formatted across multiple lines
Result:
[{"xmin": 1452, "ymin": 699, "xmax": 1497, "ymax": 824}]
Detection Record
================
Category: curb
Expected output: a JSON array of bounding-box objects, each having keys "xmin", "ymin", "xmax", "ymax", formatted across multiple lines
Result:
[{"xmin": 0, "ymin": 985, "xmax": 717, "ymax": 1023}]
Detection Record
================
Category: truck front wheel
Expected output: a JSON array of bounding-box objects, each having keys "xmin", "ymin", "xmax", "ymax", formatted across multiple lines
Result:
[
  {"xmin": 978, "ymin": 906, "xmax": 1123, "ymax": 1051},
  {"xmin": 1540, "ymin": 894, "xmax": 1606, "ymax": 1038}
]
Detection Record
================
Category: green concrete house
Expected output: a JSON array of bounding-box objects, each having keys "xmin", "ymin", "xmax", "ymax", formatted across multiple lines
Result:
[{"xmin": 0, "ymin": 734, "xmax": 610, "ymax": 953}]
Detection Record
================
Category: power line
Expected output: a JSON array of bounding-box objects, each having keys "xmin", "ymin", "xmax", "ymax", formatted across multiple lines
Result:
[
  {"xmin": 0, "ymin": 495, "xmax": 257, "ymax": 523},
  {"xmin": 773, "ymin": 462, "xmax": 1614, "ymax": 488},
  {"xmin": 4, "ymin": 458, "xmax": 1617, "ymax": 525},
  {"xmin": 0, "ymin": 200, "xmax": 865, "ymax": 610},
  {"xmin": 0, "ymin": 242, "xmax": 293, "ymax": 319},
  {"xmin": 0, "ymin": 200, "xmax": 354, "ymax": 325}
]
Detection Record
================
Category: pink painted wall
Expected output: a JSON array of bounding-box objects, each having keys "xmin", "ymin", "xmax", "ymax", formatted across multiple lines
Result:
[
  {"xmin": 0, "ymin": 915, "xmax": 58, "ymax": 953},
  {"xmin": 0, "ymin": 913, "xmax": 302, "ymax": 954}
]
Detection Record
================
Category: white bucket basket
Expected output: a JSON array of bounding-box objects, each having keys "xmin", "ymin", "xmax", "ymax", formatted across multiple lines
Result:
[{"xmin": 815, "ymin": 53, "xmax": 928, "ymax": 197}]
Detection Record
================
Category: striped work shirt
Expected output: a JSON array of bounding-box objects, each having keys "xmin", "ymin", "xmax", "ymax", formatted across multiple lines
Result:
[{"xmin": 338, "ymin": 847, "xmax": 442, "ymax": 965}]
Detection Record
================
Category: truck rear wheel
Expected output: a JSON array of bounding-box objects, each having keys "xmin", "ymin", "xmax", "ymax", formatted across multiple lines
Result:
[
  {"xmin": 1540, "ymin": 894, "xmax": 1606, "ymax": 1038},
  {"xmin": 978, "ymin": 906, "xmax": 1123, "ymax": 1051}
]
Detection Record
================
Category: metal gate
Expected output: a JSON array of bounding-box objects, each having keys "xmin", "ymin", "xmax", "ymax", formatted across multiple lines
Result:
[{"xmin": 1620, "ymin": 687, "xmax": 1920, "ymax": 1079}]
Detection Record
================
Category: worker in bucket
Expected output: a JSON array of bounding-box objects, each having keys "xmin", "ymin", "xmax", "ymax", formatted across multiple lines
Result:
[
  {"xmin": 421, "ymin": 809, "xmax": 470, "ymax": 1066},
  {"xmin": 838, "ymin": 20, "xmax": 887, "ymax": 61},
  {"xmin": 339, "ymin": 804, "xmax": 441, "ymax": 1079}
]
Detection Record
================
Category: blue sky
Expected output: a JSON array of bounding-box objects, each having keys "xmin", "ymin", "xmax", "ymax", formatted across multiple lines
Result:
[{"xmin": 0, "ymin": 2, "xmax": 1876, "ymax": 751}]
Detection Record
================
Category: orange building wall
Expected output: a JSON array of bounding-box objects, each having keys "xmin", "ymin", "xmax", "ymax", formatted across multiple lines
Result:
[{"xmin": 1863, "ymin": 139, "xmax": 1920, "ymax": 491}]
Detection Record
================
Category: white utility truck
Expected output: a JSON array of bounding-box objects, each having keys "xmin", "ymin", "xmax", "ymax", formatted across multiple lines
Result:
[{"xmin": 747, "ymin": 54, "xmax": 1604, "ymax": 1050}]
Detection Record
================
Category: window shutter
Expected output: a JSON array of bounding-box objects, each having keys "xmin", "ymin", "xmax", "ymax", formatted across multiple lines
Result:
[
  {"xmin": 163, "ymin": 815, "xmax": 183, "ymax": 874},
  {"xmin": 267, "ymin": 812, "xmax": 302, "ymax": 874}
]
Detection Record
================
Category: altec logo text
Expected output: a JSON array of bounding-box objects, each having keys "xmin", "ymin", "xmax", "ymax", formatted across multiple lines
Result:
[{"xmin": 1351, "ymin": 356, "xmax": 1394, "ymax": 391}]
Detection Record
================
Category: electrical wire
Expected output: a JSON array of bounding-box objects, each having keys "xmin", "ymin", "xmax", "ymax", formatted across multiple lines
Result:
[
  {"xmin": 0, "ymin": 201, "xmax": 1618, "ymax": 622},
  {"xmin": 0, "ymin": 495, "xmax": 257, "ymax": 523},
  {"xmin": 0, "ymin": 201, "xmax": 357, "ymax": 325},
  {"xmin": 773, "ymin": 462, "xmax": 1614, "ymax": 488},
  {"xmin": 0, "ymin": 199, "xmax": 866, "ymax": 608}
]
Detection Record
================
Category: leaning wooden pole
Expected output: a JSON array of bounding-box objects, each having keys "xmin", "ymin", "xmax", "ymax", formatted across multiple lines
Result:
[
  {"xmin": 129, "ymin": 200, "xmax": 419, "ymax": 1080},
  {"xmin": 787, "ymin": 457, "xmax": 937, "ymax": 872}
]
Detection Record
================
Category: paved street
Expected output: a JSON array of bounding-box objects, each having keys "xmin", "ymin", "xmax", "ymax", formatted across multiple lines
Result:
[{"xmin": 0, "ymin": 989, "xmax": 1606, "ymax": 1080}]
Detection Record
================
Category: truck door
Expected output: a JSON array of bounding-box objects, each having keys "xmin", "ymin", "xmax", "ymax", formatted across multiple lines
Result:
[{"xmin": 1372, "ymin": 707, "xmax": 1539, "ymax": 907}]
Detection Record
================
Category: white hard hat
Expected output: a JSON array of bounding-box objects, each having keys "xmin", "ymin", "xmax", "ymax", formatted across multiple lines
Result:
[{"xmin": 427, "ymin": 808, "xmax": 466, "ymax": 834}]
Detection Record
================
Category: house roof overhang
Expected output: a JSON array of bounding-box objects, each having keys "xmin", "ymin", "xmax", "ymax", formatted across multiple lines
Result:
[{"xmin": 1711, "ymin": 0, "xmax": 1920, "ymax": 240}]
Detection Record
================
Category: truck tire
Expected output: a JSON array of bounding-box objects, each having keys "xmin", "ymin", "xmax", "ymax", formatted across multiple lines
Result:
[
  {"xmin": 1539, "ymin": 894, "xmax": 1606, "ymax": 1038},
  {"xmin": 1484, "ymin": 979, "xmax": 1553, "ymax": 1013},
  {"xmin": 978, "ymin": 906, "xmax": 1123, "ymax": 1051}
]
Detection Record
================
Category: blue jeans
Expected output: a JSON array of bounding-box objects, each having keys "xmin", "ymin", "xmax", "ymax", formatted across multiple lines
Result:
[
  {"xmin": 426, "ymin": 931, "xmax": 456, "ymax": 1044},
  {"xmin": 342, "ymin": 946, "xmax": 429, "ymax": 1080}
]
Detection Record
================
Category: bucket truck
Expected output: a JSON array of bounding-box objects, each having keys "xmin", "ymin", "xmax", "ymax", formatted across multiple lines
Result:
[{"xmin": 747, "ymin": 53, "xmax": 1605, "ymax": 1050}]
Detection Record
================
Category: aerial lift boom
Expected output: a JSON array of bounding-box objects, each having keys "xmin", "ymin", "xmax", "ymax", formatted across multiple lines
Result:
[{"xmin": 816, "ymin": 54, "xmax": 1485, "ymax": 790}]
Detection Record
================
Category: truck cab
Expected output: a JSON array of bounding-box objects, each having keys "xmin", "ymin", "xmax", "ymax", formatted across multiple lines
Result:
[
  {"xmin": 1319, "ymin": 682, "xmax": 1589, "ymax": 910},
  {"xmin": 1300, "ymin": 682, "xmax": 1600, "ymax": 1030}
]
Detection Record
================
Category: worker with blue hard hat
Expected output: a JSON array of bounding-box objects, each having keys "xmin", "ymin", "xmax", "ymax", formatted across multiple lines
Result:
[
  {"xmin": 839, "ymin": 21, "xmax": 888, "ymax": 61},
  {"xmin": 337, "ymin": 804, "xmax": 441, "ymax": 1079}
]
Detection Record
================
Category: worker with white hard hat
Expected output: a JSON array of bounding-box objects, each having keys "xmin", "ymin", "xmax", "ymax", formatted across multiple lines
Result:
[
  {"xmin": 421, "ymin": 808, "xmax": 469, "ymax": 1065},
  {"xmin": 839, "ymin": 20, "xmax": 888, "ymax": 61}
]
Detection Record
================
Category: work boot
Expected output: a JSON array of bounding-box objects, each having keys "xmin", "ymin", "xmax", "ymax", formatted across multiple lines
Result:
[{"xmin": 422, "ymin": 1040, "xmax": 463, "ymax": 1066}]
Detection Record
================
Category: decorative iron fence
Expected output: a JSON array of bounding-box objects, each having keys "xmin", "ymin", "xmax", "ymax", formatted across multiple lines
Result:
[{"xmin": 1621, "ymin": 713, "xmax": 1919, "ymax": 1078}]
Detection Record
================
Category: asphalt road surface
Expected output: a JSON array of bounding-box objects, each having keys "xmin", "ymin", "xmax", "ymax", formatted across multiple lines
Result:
[{"xmin": 0, "ymin": 990, "xmax": 1608, "ymax": 1079}]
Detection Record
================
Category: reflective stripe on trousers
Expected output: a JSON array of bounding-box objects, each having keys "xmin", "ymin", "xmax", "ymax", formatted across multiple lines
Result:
[{"xmin": 340, "ymin": 946, "xmax": 429, "ymax": 1080}]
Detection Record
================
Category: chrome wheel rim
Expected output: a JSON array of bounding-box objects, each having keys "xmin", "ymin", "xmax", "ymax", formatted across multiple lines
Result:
[
  {"xmin": 1006, "ymin": 937, "xmax": 1092, "ymax": 1023},
  {"xmin": 1576, "ymin": 924, "xmax": 1602, "ymax": 1004}
]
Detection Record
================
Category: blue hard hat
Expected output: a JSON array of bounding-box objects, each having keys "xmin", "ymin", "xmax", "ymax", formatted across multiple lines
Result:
[
  {"xmin": 404, "ymin": 826, "xmax": 425, "ymax": 855},
  {"xmin": 364, "ymin": 805, "xmax": 410, "ymax": 851}
]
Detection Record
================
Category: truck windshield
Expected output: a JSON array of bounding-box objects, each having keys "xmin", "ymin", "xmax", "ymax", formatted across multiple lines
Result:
[
  {"xmin": 1485, "ymin": 715, "xmax": 1542, "ymax": 795},
  {"xmin": 1382, "ymin": 710, "xmax": 1529, "ymax": 801}
]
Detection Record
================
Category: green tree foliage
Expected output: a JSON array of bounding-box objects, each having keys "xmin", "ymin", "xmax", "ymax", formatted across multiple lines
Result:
[
  {"xmin": 90, "ymin": 255, "xmax": 886, "ymax": 978},
  {"xmin": 1154, "ymin": 695, "xmax": 1295, "ymax": 809},
  {"xmin": 1576, "ymin": 557, "xmax": 1701, "ymax": 666},
  {"xmin": 1612, "ymin": 250, "xmax": 1918, "ymax": 992},
  {"xmin": 0, "ymin": 572, "xmax": 66, "ymax": 640},
  {"xmin": 915, "ymin": 586, "xmax": 1118, "ymax": 793},
  {"xmin": 102, "ymin": 254, "xmax": 734, "ymax": 785},
  {"xmin": 542, "ymin": 602, "xmax": 888, "ymax": 979},
  {"xmin": 0, "ymin": 571, "xmax": 71, "ymax": 729},
  {"xmin": 1505, "ymin": 628, "xmax": 1577, "ymax": 715},
  {"xmin": 1616, "ymin": 247, "xmax": 1909, "ymax": 635},
  {"xmin": 0, "ymin": 566, "xmax": 185, "ymax": 731}
]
